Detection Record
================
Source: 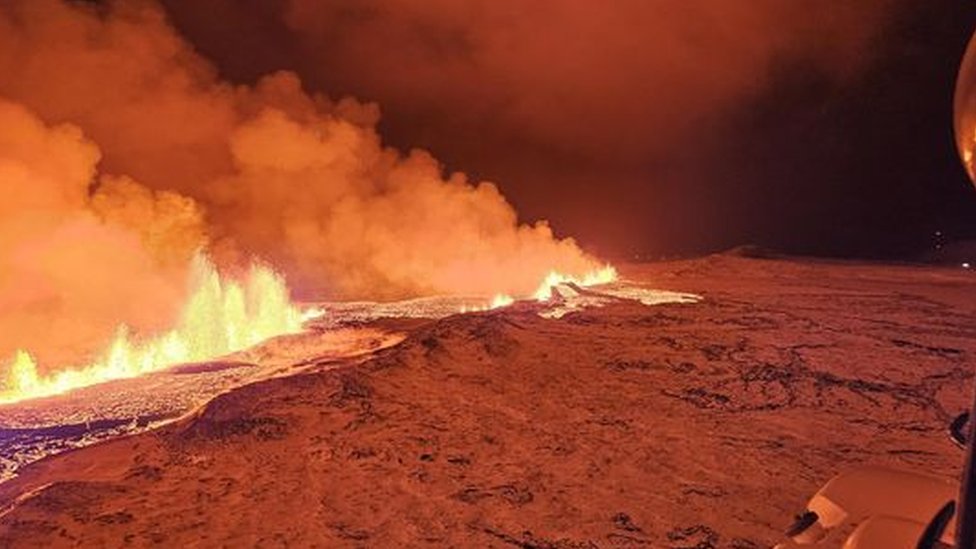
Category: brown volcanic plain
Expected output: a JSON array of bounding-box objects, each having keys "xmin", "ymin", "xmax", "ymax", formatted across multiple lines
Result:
[{"xmin": 0, "ymin": 254, "xmax": 975, "ymax": 547}]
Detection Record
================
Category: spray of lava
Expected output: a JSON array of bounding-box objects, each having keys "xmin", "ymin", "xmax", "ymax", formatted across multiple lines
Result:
[
  {"xmin": 531, "ymin": 265, "xmax": 619, "ymax": 301},
  {"xmin": 0, "ymin": 2, "xmax": 621, "ymax": 404},
  {"xmin": 0, "ymin": 255, "xmax": 306, "ymax": 404},
  {"xmin": 463, "ymin": 264, "xmax": 619, "ymax": 312}
]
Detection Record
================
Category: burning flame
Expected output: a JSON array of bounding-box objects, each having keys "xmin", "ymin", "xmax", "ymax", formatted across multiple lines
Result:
[
  {"xmin": 0, "ymin": 255, "xmax": 306, "ymax": 404},
  {"xmin": 531, "ymin": 265, "xmax": 618, "ymax": 301},
  {"xmin": 0, "ymin": 256, "xmax": 617, "ymax": 403},
  {"xmin": 463, "ymin": 264, "xmax": 618, "ymax": 312},
  {"xmin": 458, "ymin": 293, "xmax": 515, "ymax": 314},
  {"xmin": 490, "ymin": 294, "xmax": 516, "ymax": 308}
]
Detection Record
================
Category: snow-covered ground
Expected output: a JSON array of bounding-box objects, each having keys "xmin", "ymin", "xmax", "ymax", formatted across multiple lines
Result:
[{"xmin": 0, "ymin": 279, "xmax": 696, "ymax": 482}]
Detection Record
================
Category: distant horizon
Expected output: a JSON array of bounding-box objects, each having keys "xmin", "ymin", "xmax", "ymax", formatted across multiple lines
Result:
[{"xmin": 599, "ymin": 239, "xmax": 976, "ymax": 265}]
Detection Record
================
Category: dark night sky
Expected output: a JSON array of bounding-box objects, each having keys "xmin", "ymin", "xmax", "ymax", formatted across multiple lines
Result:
[
  {"xmin": 720, "ymin": 3, "xmax": 976, "ymax": 260},
  {"xmin": 161, "ymin": 1, "xmax": 976, "ymax": 261}
]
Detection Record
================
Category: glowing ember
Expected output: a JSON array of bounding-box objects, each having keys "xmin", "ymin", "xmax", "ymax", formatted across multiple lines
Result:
[
  {"xmin": 458, "ymin": 294, "xmax": 514, "ymax": 314},
  {"xmin": 0, "ymin": 255, "xmax": 306, "ymax": 404},
  {"xmin": 490, "ymin": 294, "xmax": 516, "ymax": 308}
]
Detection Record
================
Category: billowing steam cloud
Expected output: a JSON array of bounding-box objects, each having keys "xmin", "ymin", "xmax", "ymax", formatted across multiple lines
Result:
[
  {"xmin": 0, "ymin": 98, "xmax": 202, "ymax": 367},
  {"xmin": 0, "ymin": 0, "xmax": 900, "ymax": 374},
  {"xmin": 0, "ymin": 0, "xmax": 602, "ymax": 370},
  {"xmin": 162, "ymin": 0, "xmax": 898, "ymax": 251}
]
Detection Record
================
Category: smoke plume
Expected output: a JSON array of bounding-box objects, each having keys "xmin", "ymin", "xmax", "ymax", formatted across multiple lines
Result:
[
  {"xmin": 0, "ymin": 0, "xmax": 605, "ymax": 370},
  {"xmin": 0, "ymin": 98, "xmax": 203, "ymax": 366},
  {"xmin": 0, "ymin": 0, "xmax": 902, "ymax": 374},
  {"xmin": 161, "ymin": 0, "xmax": 899, "ymax": 252}
]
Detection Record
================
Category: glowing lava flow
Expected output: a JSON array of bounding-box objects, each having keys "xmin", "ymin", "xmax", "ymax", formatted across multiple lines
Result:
[
  {"xmin": 464, "ymin": 264, "xmax": 619, "ymax": 312},
  {"xmin": 531, "ymin": 265, "xmax": 618, "ymax": 301},
  {"xmin": 0, "ymin": 256, "xmax": 308, "ymax": 405}
]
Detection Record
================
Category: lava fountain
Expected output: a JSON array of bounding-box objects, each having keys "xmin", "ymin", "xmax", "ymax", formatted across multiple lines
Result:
[
  {"xmin": 0, "ymin": 0, "xmax": 622, "ymax": 405},
  {"xmin": 0, "ymin": 256, "xmax": 619, "ymax": 404},
  {"xmin": 531, "ymin": 266, "xmax": 619, "ymax": 301},
  {"xmin": 0, "ymin": 255, "xmax": 306, "ymax": 404},
  {"xmin": 460, "ymin": 265, "xmax": 618, "ymax": 313}
]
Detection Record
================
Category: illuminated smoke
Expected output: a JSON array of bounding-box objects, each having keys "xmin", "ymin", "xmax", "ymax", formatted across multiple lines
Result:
[
  {"xmin": 0, "ymin": 1, "xmax": 603, "ymax": 299},
  {"xmin": 0, "ymin": 0, "xmax": 604, "ymax": 379},
  {"xmin": 0, "ymin": 98, "xmax": 203, "ymax": 370},
  {"xmin": 0, "ymin": 0, "xmax": 896, "ymax": 384},
  {"xmin": 160, "ymin": 0, "xmax": 898, "ymax": 252}
]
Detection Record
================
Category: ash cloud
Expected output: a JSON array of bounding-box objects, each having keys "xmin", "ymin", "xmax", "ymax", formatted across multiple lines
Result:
[
  {"xmin": 162, "ymin": 0, "xmax": 900, "ymax": 253},
  {"xmin": 0, "ymin": 98, "xmax": 202, "ymax": 367},
  {"xmin": 0, "ymin": 0, "xmax": 606, "ymax": 370}
]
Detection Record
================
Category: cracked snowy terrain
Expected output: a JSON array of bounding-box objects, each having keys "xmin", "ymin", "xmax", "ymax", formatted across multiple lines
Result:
[
  {"xmin": 0, "ymin": 279, "xmax": 691, "ymax": 483},
  {"xmin": 0, "ymin": 254, "xmax": 974, "ymax": 547}
]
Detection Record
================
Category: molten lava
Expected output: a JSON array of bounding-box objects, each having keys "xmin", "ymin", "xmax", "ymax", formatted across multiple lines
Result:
[
  {"xmin": 0, "ymin": 256, "xmax": 305, "ymax": 404},
  {"xmin": 531, "ymin": 266, "xmax": 619, "ymax": 301},
  {"xmin": 0, "ymin": 257, "xmax": 618, "ymax": 405},
  {"xmin": 463, "ymin": 265, "xmax": 619, "ymax": 312}
]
